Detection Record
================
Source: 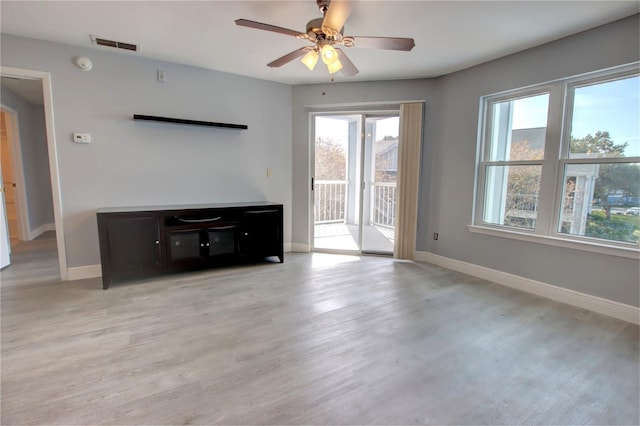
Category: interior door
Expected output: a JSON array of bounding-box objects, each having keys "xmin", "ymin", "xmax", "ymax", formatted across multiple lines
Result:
[
  {"xmin": 0, "ymin": 111, "xmax": 19, "ymax": 246},
  {"xmin": 0, "ymin": 172, "xmax": 11, "ymax": 269}
]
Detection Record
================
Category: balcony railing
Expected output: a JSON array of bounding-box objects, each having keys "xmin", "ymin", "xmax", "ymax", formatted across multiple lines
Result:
[
  {"xmin": 506, "ymin": 193, "xmax": 579, "ymax": 215},
  {"xmin": 314, "ymin": 180, "xmax": 398, "ymax": 228},
  {"xmin": 314, "ymin": 180, "xmax": 347, "ymax": 223},
  {"xmin": 373, "ymin": 182, "xmax": 396, "ymax": 228},
  {"xmin": 506, "ymin": 193, "xmax": 538, "ymax": 213}
]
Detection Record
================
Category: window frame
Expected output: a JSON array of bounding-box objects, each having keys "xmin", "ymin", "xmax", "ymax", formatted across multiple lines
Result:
[
  {"xmin": 476, "ymin": 86, "xmax": 556, "ymax": 234},
  {"xmin": 472, "ymin": 63, "xmax": 640, "ymax": 258}
]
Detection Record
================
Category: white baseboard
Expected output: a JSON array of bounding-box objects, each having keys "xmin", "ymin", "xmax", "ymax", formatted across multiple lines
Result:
[
  {"xmin": 290, "ymin": 243, "xmax": 310, "ymax": 253},
  {"xmin": 284, "ymin": 242, "xmax": 292, "ymax": 252},
  {"xmin": 415, "ymin": 251, "xmax": 639, "ymax": 325},
  {"xmin": 67, "ymin": 264, "xmax": 102, "ymax": 281},
  {"xmin": 27, "ymin": 223, "xmax": 55, "ymax": 240}
]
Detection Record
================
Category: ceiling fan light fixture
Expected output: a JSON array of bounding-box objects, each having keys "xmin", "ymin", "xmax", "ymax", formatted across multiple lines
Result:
[
  {"xmin": 326, "ymin": 58, "xmax": 343, "ymax": 74},
  {"xmin": 320, "ymin": 43, "xmax": 338, "ymax": 65},
  {"xmin": 301, "ymin": 49, "xmax": 319, "ymax": 70}
]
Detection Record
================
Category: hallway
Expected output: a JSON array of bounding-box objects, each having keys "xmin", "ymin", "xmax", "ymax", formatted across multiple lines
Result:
[{"xmin": 0, "ymin": 231, "xmax": 59, "ymax": 289}]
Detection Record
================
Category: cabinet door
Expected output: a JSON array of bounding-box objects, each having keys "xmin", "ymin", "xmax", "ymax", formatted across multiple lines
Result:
[
  {"xmin": 167, "ymin": 229, "xmax": 204, "ymax": 264},
  {"xmin": 205, "ymin": 225, "xmax": 238, "ymax": 257},
  {"xmin": 240, "ymin": 209, "xmax": 282, "ymax": 261},
  {"xmin": 107, "ymin": 216, "xmax": 161, "ymax": 274}
]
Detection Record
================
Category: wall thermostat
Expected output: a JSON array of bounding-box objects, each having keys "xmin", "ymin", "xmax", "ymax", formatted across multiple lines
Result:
[
  {"xmin": 74, "ymin": 56, "xmax": 93, "ymax": 71},
  {"xmin": 73, "ymin": 133, "xmax": 91, "ymax": 144}
]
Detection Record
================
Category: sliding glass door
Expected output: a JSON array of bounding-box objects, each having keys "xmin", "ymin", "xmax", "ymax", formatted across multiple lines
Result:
[
  {"xmin": 312, "ymin": 113, "xmax": 399, "ymax": 255},
  {"xmin": 362, "ymin": 116, "xmax": 399, "ymax": 253}
]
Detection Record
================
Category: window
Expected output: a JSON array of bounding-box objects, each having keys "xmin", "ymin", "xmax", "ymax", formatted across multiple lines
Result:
[
  {"xmin": 481, "ymin": 93, "xmax": 549, "ymax": 230},
  {"xmin": 474, "ymin": 64, "xmax": 640, "ymax": 252}
]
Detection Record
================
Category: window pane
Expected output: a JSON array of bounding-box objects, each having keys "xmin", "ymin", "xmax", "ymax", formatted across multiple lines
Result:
[
  {"xmin": 570, "ymin": 76, "xmax": 640, "ymax": 159},
  {"xmin": 483, "ymin": 165, "xmax": 541, "ymax": 229},
  {"xmin": 489, "ymin": 94, "xmax": 548, "ymax": 161},
  {"xmin": 559, "ymin": 162, "xmax": 640, "ymax": 243}
]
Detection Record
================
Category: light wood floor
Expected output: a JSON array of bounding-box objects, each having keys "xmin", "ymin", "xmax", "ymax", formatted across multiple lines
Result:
[{"xmin": 1, "ymin": 232, "xmax": 638, "ymax": 425}]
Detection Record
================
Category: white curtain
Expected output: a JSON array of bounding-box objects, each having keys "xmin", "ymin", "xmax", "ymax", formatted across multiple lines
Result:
[{"xmin": 394, "ymin": 102, "xmax": 424, "ymax": 260}]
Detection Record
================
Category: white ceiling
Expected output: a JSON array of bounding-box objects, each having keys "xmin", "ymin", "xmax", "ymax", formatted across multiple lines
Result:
[{"xmin": 1, "ymin": 1, "xmax": 638, "ymax": 86}]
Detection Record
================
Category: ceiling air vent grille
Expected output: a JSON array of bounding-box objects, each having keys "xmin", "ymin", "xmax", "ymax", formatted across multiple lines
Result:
[{"xmin": 90, "ymin": 35, "xmax": 138, "ymax": 52}]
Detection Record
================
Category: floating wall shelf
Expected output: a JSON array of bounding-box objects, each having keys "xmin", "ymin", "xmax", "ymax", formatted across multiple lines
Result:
[{"xmin": 133, "ymin": 114, "xmax": 248, "ymax": 130}]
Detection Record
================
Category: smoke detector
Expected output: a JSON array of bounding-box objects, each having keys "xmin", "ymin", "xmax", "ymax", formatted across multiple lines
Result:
[{"xmin": 74, "ymin": 56, "xmax": 93, "ymax": 71}]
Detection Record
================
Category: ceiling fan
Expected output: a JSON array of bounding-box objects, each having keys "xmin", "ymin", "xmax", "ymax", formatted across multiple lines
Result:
[{"xmin": 235, "ymin": 0, "xmax": 415, "ymax": 78}]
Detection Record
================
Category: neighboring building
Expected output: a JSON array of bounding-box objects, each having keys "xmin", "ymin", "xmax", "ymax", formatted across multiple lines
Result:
[{"xmin": 374, "ymin": 137, "xmax": 398, "ymax": 181}]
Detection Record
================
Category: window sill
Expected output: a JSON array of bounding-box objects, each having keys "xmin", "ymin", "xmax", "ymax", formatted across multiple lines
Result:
[{"xmin": 468, "ymin": 225, "xmax": 640, "ymax": 260}]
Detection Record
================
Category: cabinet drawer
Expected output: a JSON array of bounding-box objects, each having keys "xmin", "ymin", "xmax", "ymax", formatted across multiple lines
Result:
[{"xmin": 165, "ymin": 211, "xmax": 238, "ymax": 227}]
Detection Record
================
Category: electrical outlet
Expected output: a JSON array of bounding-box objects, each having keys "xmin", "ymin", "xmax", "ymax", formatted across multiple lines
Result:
[
  {"xmin": 266, "ymin": 168, "xmax": 273, "ymax": 178},
  {"xmin": 433, "ymin": 232, "xmax": 439, "ymax": 240}
]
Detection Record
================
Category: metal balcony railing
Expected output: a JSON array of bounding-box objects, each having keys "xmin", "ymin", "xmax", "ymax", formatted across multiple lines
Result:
[
  {"xmin": 506, "ymin": 193, "xmax": 539, "ymax": 213},
  {"xmin": 314, "ymin": 180, "xmax": 347, "ymax": 223},
  {"xmin": 314, "ymin": 180, "xmax": 398, "ymax": 228},
  {"xmin": 372, "ymin": 182, "xmax": 396, "ymax": 228}
]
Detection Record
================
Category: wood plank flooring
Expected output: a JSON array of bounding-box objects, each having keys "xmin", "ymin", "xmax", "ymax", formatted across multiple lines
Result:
[{"xmin": 1, "ymin": 232, "xmax": 638, "ymax": 425}]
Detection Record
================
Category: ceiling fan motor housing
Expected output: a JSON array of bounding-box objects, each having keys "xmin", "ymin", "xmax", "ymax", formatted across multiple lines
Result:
[{"xmin": 306, "ymin": 17, "xmax": 344, "ymax": 43}]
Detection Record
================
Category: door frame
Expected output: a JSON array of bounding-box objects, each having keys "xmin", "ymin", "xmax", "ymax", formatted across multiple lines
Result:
[
  {"xmin": 0, "ymin": 106, "xmax": 30, "ymax": 242},
  {"xmin": 309, "ymin": 109, "xmax": 399, "ymax": 255},
  {"xmin": 1, "ymin": 66, "xmax": 68, "ymax": 280}
]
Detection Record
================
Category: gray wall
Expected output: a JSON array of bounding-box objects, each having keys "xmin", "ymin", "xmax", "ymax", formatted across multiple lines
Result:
[
  {"xmin": 292, "ymin": 15, "xmax": 639, "ymax": 306},
  {"xmin": 1, "ymin": 85, "xmax": 55, "ymax": 232},
  {"xmin": 0, "ymin": 34, "xmax": 292, "ymax": 269},
  {"xmin": 425, "ymin": 15, "xmax": 639, "ymax": 306}
]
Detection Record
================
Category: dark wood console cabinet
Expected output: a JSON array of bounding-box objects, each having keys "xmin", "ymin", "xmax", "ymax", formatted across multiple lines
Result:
[{"xmin": 97, "ymin": 202, "xmax": 283, "ymax": 289}]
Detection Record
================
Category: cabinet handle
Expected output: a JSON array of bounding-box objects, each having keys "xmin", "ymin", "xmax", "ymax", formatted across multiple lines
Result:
[
  {"xmin": 206, "ymin": 243, "xmax": 210, "ymax": 247},
  {"xmin": 200, "ymin": 243, "xmax": 204, "ymax": 247},
  {"xmin": 155, "ymin": 240, "xmax": 159, "ymax": 245},
  {"xmin": 244, "ymin": 210, "xmax": 278, "ymax": 214},
  {"xmin": 178, "ymin": 216, "xmax": 222, "ymax": 223}
]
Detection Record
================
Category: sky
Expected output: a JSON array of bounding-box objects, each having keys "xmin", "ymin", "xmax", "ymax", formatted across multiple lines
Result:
[{"xmin": 512, "ymin": 75, "xmax": 640, "ymax": 157}]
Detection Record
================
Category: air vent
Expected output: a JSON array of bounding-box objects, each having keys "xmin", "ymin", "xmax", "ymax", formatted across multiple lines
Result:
[{"xmin": 90, "ymin": 35, "xmax": 138, "ymax": 52}]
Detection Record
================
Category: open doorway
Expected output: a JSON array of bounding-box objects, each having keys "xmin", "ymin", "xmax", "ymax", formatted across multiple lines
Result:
[
  {"xmin": 311, "ymin": 112, "xmax": 399, "ymax": 255},
  {"xmin": 0, "ymin": 67, "xmax": 67, "ymax": 280}
]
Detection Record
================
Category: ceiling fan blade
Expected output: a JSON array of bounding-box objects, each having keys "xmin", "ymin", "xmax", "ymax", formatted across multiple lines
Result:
[
  {"xmin": 321, "ymin": 0, "xmax": 352, "ymax": 37},
  {"xmin": 335, "ymin": 48, "xmax": 359, "ymax": 76},
  {"xmin": 351, "ymin": 36, "xmax": 415, "ymax": 51},
  {"xmin": 267, "ymin": 47, "xmax": 314, "ymax": 68},
  {"xmin": 235, "ymin": 19, "xmax": 305, "ymax": 38}
]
